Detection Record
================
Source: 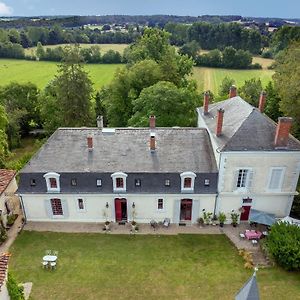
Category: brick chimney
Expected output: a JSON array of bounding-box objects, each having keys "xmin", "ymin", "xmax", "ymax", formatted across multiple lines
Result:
[
  {"xmin": 87, "ymin": 135, "xmax": 93, "ymax": 151},
  {"xmin": 215, "ymin": 108, "xmax": 225, "ymax": 137},
  {"xmin": 150, "ymin": 132, "xmax": 156, "ymax": 152},
  {"xmin": 274, "ymin": 117, "xmax": 293, "ymax": 148},
  {"xmin": 258, "ymin": 91, "xmax": 267, "ymax": 113},
  {"xmin": 229, "ymin": 85, "xmax": 237, "ymax": 98},
  {"xmin": 149, "ymin": 115, "xmax": 156, "ymax": 130},
  {"xmin": 203, "ymin": 91, "xmax": 210, "ymax": 115},
  {"xmin": 97, "ymin": 115, "xmax": 103, "ymax": 129}
]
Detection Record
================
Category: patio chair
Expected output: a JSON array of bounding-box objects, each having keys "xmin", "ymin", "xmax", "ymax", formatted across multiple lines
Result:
[
  {"xmin": 150, "ymin": 220, "xmax": 157, "ymax": 231},
  {"xmin": 45, "ymin": 249, "xmax": 51, "ymax": 255},
  {"xmin": 42, "ymin": 261, "xmax": 48, "ymax": 269},
  {"xmin": 50, "ymin": 261, "xmax": 57, "ymax": 270},
  {"xmin": 53, "ymin": 251, "xmax": 58, "ymax": 256},
  {"xmin": 239, "ymin": 232, "xmax": 245, "ymax": 239},
  {"xmin": 252, "ymin": 239, "xmax": 258, "ymax": 246},
  {"xmin": 163, "ymin": 218, "xmax": 170, "ymax": 228}
]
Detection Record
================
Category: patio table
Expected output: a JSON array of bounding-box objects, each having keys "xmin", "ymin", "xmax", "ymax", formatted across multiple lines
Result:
[
  {"xmin": 244, "ymin": 230, "xmax": 262, "ymax": 240},
  {"xmin": 43, "ymin": 255, "xmax": 57, "ymax": 262}
]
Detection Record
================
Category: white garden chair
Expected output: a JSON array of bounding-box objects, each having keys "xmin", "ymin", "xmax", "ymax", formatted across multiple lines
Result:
[
  {"xmin": 50, "ymin": 261, "xmax": 57, "ymax": 270},
  {"xmin": 42, "ymin": 261, "xmax": 48, "ymax": 269}
]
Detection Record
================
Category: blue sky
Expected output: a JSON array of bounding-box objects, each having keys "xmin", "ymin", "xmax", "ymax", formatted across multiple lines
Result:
[{"xmin": 0, "ymin": 0, "xmax": 299, "ymax": 18}]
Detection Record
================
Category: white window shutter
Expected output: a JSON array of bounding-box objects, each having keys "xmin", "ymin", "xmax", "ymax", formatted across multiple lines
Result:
[
  {"xmin": 127, "ymin": 200, "xmax": 132, "ymax": 221},
  {"xmin": 191, "ymin": 200, "xmax": 200, "ymax": 223},
  {"xmin": 44, "ymin": 199, "xmax": 53, "ymax": 219},
  {"xmin": 61, "ymin": 199, "xmax": 69, "ymax": 218},
  {"xmin": 232, "ymin": 170, "xmax": 239, "ymax": 191},
  {"xmin": 173, "ymin": 200, "xmax": 181, "ymax": 224},
  {"xmin": 247, "ymin": 170, "xmax": 254, "ymax": 189},
  {"xmin": 110, "ymin": 200, "xmax": 115, "ymax": 222}
]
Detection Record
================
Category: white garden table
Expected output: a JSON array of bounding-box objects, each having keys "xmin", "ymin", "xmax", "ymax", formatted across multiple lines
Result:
[{"xmin": 43, "ymin": 255, "xmax": 57, "ymax": 262}]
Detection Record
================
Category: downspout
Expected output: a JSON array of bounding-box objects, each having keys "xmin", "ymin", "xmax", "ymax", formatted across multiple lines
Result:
[{"xmin": 213, "ymin": 148, "xmax": 222, "ymax": 217}]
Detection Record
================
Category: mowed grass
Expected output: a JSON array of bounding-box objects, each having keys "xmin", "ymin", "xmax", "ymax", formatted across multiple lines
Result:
[
  {"xmin": 0, "ymin": 59, "xmax": 121, "ymax": 90},
  {"xmin": 193, "ymin": 66, "xmax": 274, "ymax": 93},
  {"xmin": 9, "ymin": 232, "xmax": 300, "ymax": 300},
  {"xmin": 0, "ymin": 58, "xmax": 274, "ymax": 93},
  {"xmin": 25, "ymin": 43, "xmax": 129, "ymax": 56}
]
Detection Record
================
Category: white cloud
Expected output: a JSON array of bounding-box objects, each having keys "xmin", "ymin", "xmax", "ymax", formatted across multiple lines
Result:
[{"xmin": 0, "ymin": 2, "xmax": 13, "ymax": 16}]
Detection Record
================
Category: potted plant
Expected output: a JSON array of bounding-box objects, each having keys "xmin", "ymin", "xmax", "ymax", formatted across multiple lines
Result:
[
  {"xmin": 203, "ymin": 211, "xmax": 213, "ymax": 225},
  {"xmin": 104, "ymin": 220, "xmax": 110, "ymax": 231},
  {"xmin": 231, "ymin": 212, "xmax": 240, "ymax": 227},
  {"xmin": 218, "ymin": 212, "xmax": 226, "ymax": 227},
  {"xmin": 197, "ymin": 217, "xmax": 204, "ymax": 227},
  {"xmin": 131, "ymin": 220, "xmax": 137, "ymax": 232}
]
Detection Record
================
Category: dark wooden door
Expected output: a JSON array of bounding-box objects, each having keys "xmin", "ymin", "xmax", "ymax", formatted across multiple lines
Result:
[
  {"xmin": 115, "ymin": 198, "xmax": 127, "ymax": 221},
  {"xmin": 180, "ymin": 199, "xmax": 193, "ymax": 221},
  {"xmin": 240, "ymin": 205, "xmax": 251, "ymax": 221}
]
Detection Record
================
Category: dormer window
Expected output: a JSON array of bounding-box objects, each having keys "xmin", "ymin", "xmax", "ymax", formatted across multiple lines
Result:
[
  {"xmin": 180, "ymin": 172, "xmax": 196, "ymax": 192},
  {"xmin": 116, "ymin": 178, "xmax": 124, "ymax": 188},
  {"xmin": 43, "ymin": 172, "xmax": 61, "ymax": 192},
  {"xmin": 71, "ymin": 178, "xmax": 77, "ymax": 186},
  {"xmin": 165, "ymin": 179, "xmax": 170, "ymax": 187},
  {"xmin": 135, "ymin": 179, "xmax": 141, "ymax": 187},
  {"xmin": 111, "ymin": 172, "xmax": 128, "ymax": 192},
  {"xmin": 30, "ymin": 179, "xmax": 36, "ymax": 186}
]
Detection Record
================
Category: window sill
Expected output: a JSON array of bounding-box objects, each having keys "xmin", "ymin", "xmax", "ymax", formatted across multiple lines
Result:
[
  {"xmin": 181, "ymin": 188, "xmax": 194, "ymax": 193},
  {"xmin": 113, "ymin": 189, "xmax": 126, "ymax": 193}
]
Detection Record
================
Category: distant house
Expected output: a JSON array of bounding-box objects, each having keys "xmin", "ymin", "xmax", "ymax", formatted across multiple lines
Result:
[
  {"xmin": 0, "ymin": 170, "xmax": 18, "ymax": 227},
  {"xmin": 197, "ymin": 87, "xmax": 300, "ymax": 221},
  {"xmin": 18, "ymin": 122, "xmax": 218, "ymax": 224}
]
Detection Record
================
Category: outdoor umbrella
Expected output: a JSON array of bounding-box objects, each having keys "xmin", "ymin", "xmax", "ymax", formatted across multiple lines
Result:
[
  {"xmin": 235, "ymin": 270, "xmax": 260, "ymax": 300},
  {"xmin": 249, "ymin": 209, "xmax": 276, "ymax": 226}
]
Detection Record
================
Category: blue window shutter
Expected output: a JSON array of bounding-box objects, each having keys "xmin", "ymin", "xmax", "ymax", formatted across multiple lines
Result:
[
  {"xmin": 173, "ymin": 200, "xmax": 181, "ymax": 224},
  {"xmin": 61, "ymin": 199, "xmax": 69, "ymax": 219},
  {"xmin": 192, "ymin": 200, "xmax": 200, "ymax": 223},
  {"xmin": 44, "ymin": 199, "xmax": 53, "ymax": 219}
]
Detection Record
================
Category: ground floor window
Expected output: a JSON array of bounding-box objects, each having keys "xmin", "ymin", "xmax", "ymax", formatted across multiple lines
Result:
[
  {"xmin": 157, "ymin": 199, "xmax": 164, "ymax": 210},
  {"xmin": 78, "ymin": 199, "xmax": 84, "ymax": 210},
  {"xmin": 51, "ymin": 198, "xmax": 63, "ymax": 215}
]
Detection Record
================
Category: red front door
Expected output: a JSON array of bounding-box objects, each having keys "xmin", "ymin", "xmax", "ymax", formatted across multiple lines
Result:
[
  {"xmin": 115, "ymin": 198, "xmax": 127, "ymax": 222},
  {"xmin": 240, "ymin": 205, "xmax": 251, "ymax": 221},
  {"xmin": 180, "ymin": 199, "xmax": 193, "ymax": 221}
]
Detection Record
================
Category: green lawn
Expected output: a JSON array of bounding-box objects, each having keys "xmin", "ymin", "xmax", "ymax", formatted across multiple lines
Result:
[{"xmin": 9, "ymin": 232, "xmax": 300, "ymax": 300}]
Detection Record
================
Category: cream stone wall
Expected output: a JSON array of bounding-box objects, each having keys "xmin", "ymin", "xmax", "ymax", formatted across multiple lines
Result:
[{"xmin": 20, "ymin": 193, "xmax": 216, "ymax": 224}]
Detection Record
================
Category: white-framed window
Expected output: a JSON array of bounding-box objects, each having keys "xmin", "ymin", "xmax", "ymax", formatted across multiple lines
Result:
[
  {"xmin": 51, "ymin": 198, "xmax": 63, "ymax": 215},
  {"xmin": 96, "ymin": 179, "xmax": 102, "ymax": 187},
  {"xmin": 111, "ymin": 172, "xmax": 128, "ymax": 192},
  {"xmin": 77, "ymin": 198, "xmax": 85, "ymax": 211},
  {"xmin": 43, "ymin": 172, "xmax": 61, "ymax": 192},
  {"xmin": 165, "ymin": 179, "xmax": 170, "ymax": 187},
  {"xmin": 157, "ymin": 198, "xmax": 164, "ymax": 210},
  {"xmin": 204, "ymin": 179, "xmax": 210, "ymax": 186},
  {"xmin": 267, "ymin": 167, "xmax": 285, "ymax": 191},
  {"xmin": 135, "ymin": 179, "xmax": 141, "ymax": 187},
  {"xmin": 235, "ymin": 169, "xmax": 253, "ymax": 189},
  {"xmin": 180, "ymin": 172, "xmax": 196, "ymax": 192}
]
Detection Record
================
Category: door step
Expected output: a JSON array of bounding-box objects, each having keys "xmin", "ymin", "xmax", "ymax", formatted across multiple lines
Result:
[
  {"xmin": 118, "ymin": 221, "xmax": 126, "ymax": 225},
  {"xmin": 179, "ymin": 223, "xmax": 186, "ymax": 226}
]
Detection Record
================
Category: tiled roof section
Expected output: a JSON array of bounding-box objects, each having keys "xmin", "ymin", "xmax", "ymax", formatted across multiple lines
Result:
[
  {"xmin": 0, "ymin": 169, "xmax": 16, "ymax": 196},
  {"xmin": 197, "ymin": 96, "xmax": 300, "ymax": 151},
  {"xmin": 0, "ymin": 253, "xmax": 10, "ymax": 291},
  {"xmin": 21, "ymin": 128, "xmax": 218, "ymax": 173}
]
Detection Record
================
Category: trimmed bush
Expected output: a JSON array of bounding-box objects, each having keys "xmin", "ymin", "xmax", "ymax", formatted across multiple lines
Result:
[
  {"xmin": 7, "ymin": 272, "xmax": 25, "ymax": 300},
  {"xmin": 266, "ymin": 222, "xmax": 300, "ymax": 271}
]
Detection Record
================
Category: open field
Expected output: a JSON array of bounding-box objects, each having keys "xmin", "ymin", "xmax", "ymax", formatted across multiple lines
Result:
[
  {"xmin": 0, "ymin": 59, "xmax": 274, "ymax": 93},
  {"xmin": 9, "ymin": 232, "xmax": 300, "ymax": 300},
  {"xmin": 193, "ymin": 67, "xmax": 274, "ymax": 93},
  {"xmin": 0, "ymin": 59, "xmax": 120, "ymax": 90},
  {"xmin": 25, "ymin": 43, "xmax": 129, "ymax": 56}
]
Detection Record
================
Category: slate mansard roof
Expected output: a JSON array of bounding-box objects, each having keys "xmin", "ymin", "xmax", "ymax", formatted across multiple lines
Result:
[
  {"xmin": 21, "ymin": 127, "xmax": 218, "ymax": 174},
  {"xmin": 197, "ymin": 96, "xmax": 300, "ymax": 152}
]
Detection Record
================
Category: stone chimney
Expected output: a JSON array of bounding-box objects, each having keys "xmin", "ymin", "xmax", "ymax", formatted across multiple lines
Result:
[
  {"xmin": 258, "ymin": 91, "xmax": 267, "ymax": 113},
  {"xmin": 229, "ymin": 85, "xmax": 237, "ymax": 98},
  {"xmin": 203, "ymin": 91, "xmax": 210, "ymax": 115},
  {"xmin": 87, "ymin": 135, "xmax": 93, "ymax": 151},
  {"xmin": 150, "ymin": 132, "xmax": 156, "ymax": 152},
  {"xmin": 274, "ymin": 117, "xmax": 293, "ymax": 148},
  {"xmin": 149, "ymin": 115, "xmax": 156, "ymax": 130},
  {"xmin": 97, "ymin": 116, "xmax": 104, "ymax": 129},
  {"xmin": 216, "ymin": 108, "xmax": 225, "ymax": 137}
]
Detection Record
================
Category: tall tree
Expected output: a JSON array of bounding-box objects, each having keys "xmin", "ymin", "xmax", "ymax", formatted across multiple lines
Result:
[
  {"xmin": 273, "ymin": 42, "xmax": 300, "ymax": 137},
  {"xmin": 218, "ymin": 77, "xmax": 236, "ymax": 98},
  {"xmin": 239, "ymin": 78, "xmax": 263, "ymax": 107},
  {"xmin": 264, "ymin": 81, "xmax": 282, "ymax": 121}
]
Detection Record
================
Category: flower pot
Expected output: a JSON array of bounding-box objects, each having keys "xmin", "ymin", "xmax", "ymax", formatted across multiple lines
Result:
[{"xmin": 219, "ymin": 223, "xmax": 224, "ymax": 227}]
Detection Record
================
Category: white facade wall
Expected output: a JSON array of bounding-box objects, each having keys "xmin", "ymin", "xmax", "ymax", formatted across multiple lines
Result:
[
  {"xmin": 21, "ymin": 193, "xmax": 216, "ymax": 224},
  {"xmin": 216, "ymin": 151, "xmax": 300, "ymax": 217}
]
